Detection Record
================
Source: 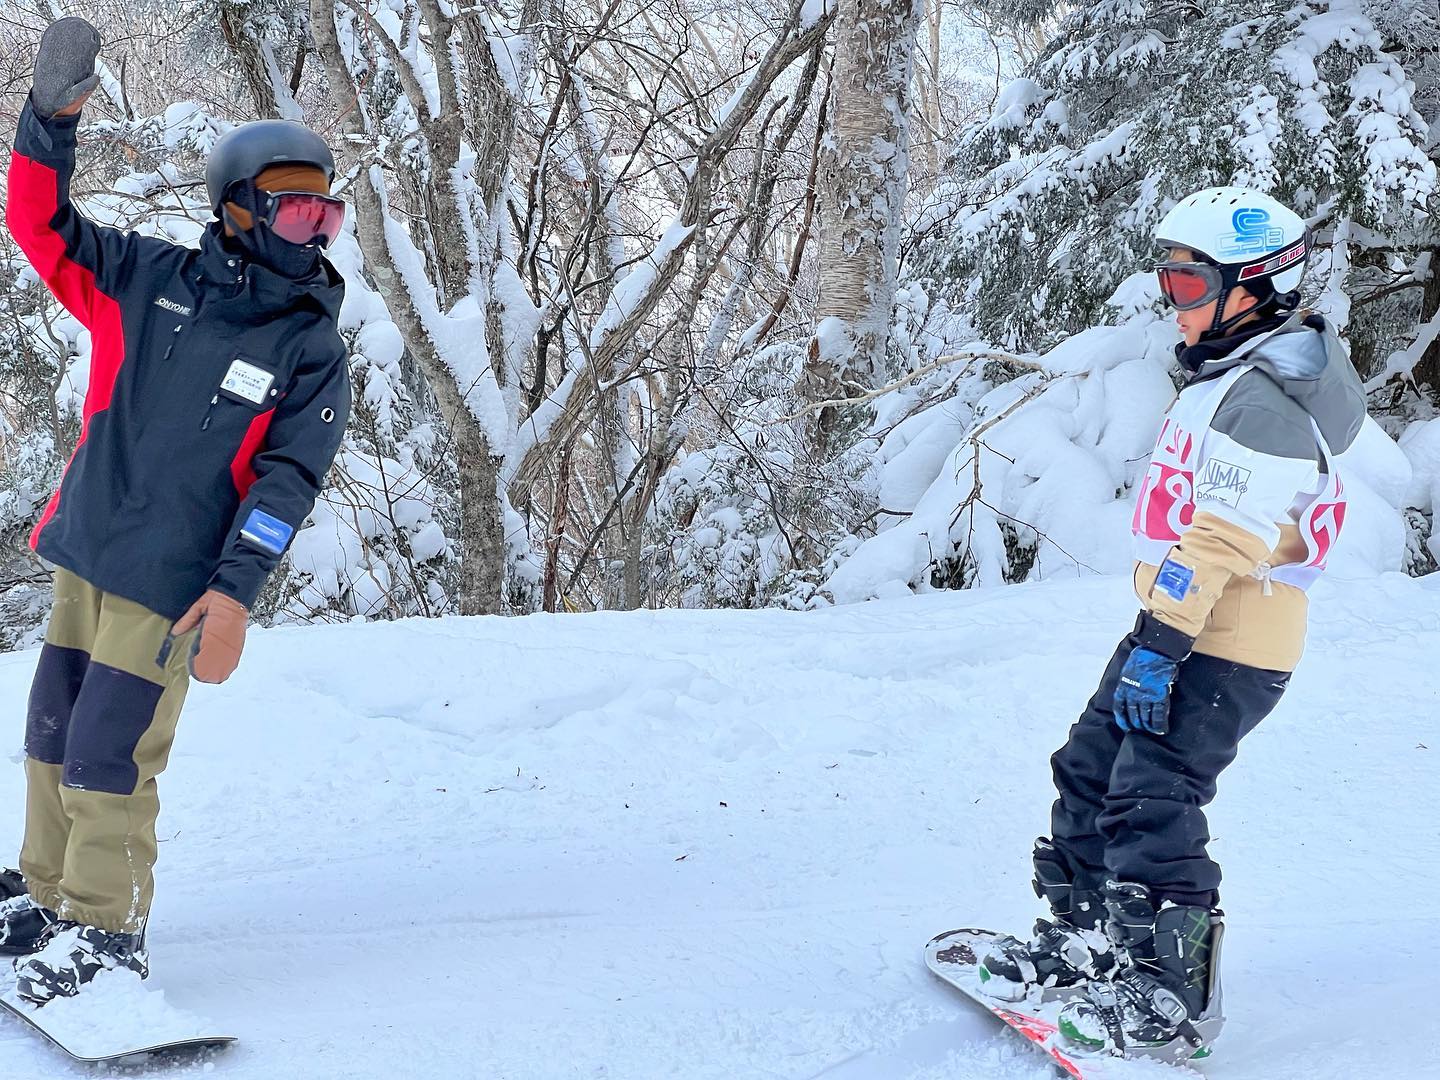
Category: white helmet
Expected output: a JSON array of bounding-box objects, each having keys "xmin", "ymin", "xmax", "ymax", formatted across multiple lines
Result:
[{"xmin": 1153, "ymin": 186, "xmax": 1309, "ymax": 335}]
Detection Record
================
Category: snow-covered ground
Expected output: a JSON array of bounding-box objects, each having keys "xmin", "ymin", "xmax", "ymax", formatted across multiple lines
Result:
[{"xmin": 1, "ymin": 572, "xmax": 1436, "ymax": 1078}]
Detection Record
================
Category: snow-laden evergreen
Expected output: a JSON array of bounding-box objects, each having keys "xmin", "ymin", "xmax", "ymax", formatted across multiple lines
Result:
[
  {"xmin": 771, "ymin": 0, "xmax": 1438, "ymax": 603},
  {"xmin": 909, "ymin": 0, "xmax": 1435, "ymax": 355}
]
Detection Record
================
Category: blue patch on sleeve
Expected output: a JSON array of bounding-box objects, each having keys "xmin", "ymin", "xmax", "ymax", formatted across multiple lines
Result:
[
  {"xmin": 1154, "ymin": 558, "xmax": 1195, "ymax": 603},
  {"xmin": 238, "ymin": 507, "xmax": 294, "ymax": 556}
]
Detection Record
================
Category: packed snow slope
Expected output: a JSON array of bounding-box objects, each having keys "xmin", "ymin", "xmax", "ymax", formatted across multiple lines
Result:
[{"xmin": 1, "ymin": 572, "xmax": 1436, "ymax": 1079}]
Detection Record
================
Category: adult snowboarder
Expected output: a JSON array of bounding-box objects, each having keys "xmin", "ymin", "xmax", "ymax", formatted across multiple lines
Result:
[
  {"xmin": 977, "ymin": 187, "xmax": 1366, "ymax": 1058},
  {"xmin": 0, "ymin": 17, "xmax": 351, "ymax": 1003}
]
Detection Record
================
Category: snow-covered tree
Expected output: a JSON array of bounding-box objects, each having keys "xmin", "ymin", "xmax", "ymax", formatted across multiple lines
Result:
[
  {"xmin": 910, "ymin": 0, "xmax": 1436, "ymax": 365},
  {"xmin": 500, "ymin": 0, "xmax": 837, "ymax": 610},
  {"xmin": 806, "ymin": 0, "xmax": 1440, "ymax": 602}
]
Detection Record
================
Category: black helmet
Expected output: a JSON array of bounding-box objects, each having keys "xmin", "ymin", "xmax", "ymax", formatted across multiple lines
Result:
[{"xmin": 205, "ymin": 120, "xmax": 336, "ymax": 215}]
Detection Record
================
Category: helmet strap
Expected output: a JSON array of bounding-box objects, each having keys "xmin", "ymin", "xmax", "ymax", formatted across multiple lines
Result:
[
  {"xmin": 1208, "ymin": 286, "xmax": 1233, "ymax": 335},
  {"xmin": 1200, "ymin": 285, "xmax": 1267, "ymax": 343}
]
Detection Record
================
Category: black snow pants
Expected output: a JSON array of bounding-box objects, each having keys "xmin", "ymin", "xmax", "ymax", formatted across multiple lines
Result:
[{"xmin": 1048, "ymin": 616, "xmax": 1289, "ymax": 908}]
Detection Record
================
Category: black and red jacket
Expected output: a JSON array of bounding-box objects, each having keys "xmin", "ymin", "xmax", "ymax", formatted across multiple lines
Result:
[{"xmin": 6, "ymin": 99, "xmax": 350, "ymax": 619}]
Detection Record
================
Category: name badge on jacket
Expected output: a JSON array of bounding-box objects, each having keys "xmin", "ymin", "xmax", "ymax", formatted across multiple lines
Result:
[{"xmin": 220, "ymin": 358, "xmax": 276, "ymax": 407}]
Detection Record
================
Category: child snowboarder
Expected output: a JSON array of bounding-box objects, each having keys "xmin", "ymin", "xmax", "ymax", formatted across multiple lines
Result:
[
  {"xmin": 0, "ymin": 17, "xmax": 351, "ymax": 1003},
  {"xmin": 977, "ymin": 186, "xmax": 1366, "ymax": 1059}
]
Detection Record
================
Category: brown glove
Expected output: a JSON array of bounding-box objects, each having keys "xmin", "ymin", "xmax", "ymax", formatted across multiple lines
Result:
[{"xmin": 172, "ymin": 590, "xmax": 249, "ymax": 684}]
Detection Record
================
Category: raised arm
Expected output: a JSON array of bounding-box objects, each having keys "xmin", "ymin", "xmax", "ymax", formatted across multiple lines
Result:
[{"xmin": 5, "ymin": 19, "xmax": 156, "ymax": 327}]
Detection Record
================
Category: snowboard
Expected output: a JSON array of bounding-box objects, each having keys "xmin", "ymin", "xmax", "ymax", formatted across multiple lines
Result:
[
  {"xmin": 924, "ymin": 928, "xmax": 1201, "ymax": 1080},
  {"xmin": 0, "ymin": 990, "xmax": 235, "ymax": 1065}
]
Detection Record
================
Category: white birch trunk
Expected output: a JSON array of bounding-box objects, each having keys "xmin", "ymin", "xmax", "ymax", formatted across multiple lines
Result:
[{"xmin": 807, "ymin": 0, "xmax": 921, "ymax": 425}]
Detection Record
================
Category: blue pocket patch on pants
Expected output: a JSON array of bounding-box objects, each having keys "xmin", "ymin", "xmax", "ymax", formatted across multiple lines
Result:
[
  {"xmin": 1154, "ymin": 558, "xmax": 1195, "ymax": 603},
  {"xmin": 239, "ymin": 508, "xmax": 295, "ymax": 556}
]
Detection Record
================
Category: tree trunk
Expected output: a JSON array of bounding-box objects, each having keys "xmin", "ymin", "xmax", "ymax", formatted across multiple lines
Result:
[
  {"xmin": 924, "ymin": 0, "xmax": 943, "ymax": 183},
  {"xmin": 309, "ymin": 0, "xmax": 505, "ymax": 614},
  {"xmin": 456, "ymin": 420, "xmax": 509, "ymax": 615},
  {"xmin": 806, "ymin": 0, "xmax": 921, "ymax": 447},
  {"xmin": 217, "ymin": 2, "xmax": 302, "ymax": 120},
  {"xmin": 551, "ymin": 34, "xmax": 637, "ymax": 608},
  {"xmin": 1414, "ymin": 245, "xmax": 1440, "ymax": 393},
  {"xmin": 541, "ymin": 443, "xmax": 574, "ymax": 613}
]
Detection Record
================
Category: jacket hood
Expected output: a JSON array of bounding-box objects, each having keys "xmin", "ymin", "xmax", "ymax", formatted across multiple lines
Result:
[{"xmin": 1193, "ymin": 311, "xmax": 1367, "ymax": 454}]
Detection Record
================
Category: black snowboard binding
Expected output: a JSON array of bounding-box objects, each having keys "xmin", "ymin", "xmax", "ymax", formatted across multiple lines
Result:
[
  {"xmin": 978, "ymin": 839, "xmax": 1114, "ymax": 1001},
  {"xmin": 1058, "ymin": 880, "xmax": 1225, "ymax": 1061},
  {"xmin": 14, "ymin": 923, "xmax": 149, "ymax": 1004},
  {"xmin": 0, "ymin": 872, "xmax": 59, "ymax": 958}
]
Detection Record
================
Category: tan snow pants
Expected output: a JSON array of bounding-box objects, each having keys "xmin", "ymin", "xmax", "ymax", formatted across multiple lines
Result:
[{"xmin": 19, "ymin": 569, "xmax": 197, "ymax": 932}]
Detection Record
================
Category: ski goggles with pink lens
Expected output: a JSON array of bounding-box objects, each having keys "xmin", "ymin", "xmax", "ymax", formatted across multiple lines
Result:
[
  {"xmin": 259, "ymin": 190, "xmax": 346, "ymax": 248},
  {"xmin": 1154, "ymin": 261, "xmax": 1225, "ymax": 311}
]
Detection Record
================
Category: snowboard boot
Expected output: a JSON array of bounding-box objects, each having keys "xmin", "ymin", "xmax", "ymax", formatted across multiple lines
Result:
[
  {"xmin": 14, "ymin": 923, "xmax": 149, "ymax": 1004},
  {"xmin": 0, "ymin": 892, "xmax": 59, "ymax": 957},
  {"xmin": 977, "ymin": 839, "xmax": 1114, "ymax": 1001},
  {"xmin": 1058, "ymin": 880, "xmax": 1225, "ymax": 1061},
  {"xmin": 0, "ymin": 867, "xmax": 25, "ymax": 900}
]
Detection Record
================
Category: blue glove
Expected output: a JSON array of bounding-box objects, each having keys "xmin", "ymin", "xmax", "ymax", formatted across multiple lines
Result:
[{"xmin": 1113, "ymin": 647, "xmax": 1179, "ymax": 735}]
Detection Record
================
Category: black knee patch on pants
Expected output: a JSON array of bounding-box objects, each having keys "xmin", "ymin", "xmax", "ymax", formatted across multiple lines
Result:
[
  {"xmin": 61, "ymin": 662, "xmax": 165, "ymax": 795},
  {"xmin": 25, "ymin": 644, "xmax": 89, "ymax": 765}
]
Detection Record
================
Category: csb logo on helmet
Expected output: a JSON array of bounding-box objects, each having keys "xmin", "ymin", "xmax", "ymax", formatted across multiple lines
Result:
[{"xmin": 1219, "ymin": 207, "xmax": 1286, "ymax": 257}]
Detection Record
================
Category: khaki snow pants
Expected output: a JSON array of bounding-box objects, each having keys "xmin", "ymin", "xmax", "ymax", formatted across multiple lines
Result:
[{"xmin": 19, "ymin": 568, "xmax": 197, "ymax": 933}]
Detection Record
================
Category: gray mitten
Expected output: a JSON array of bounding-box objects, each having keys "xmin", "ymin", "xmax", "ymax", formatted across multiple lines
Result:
[{"xmin": 31, "ymin": 17, "xmax": 101, "ymax": 119}]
